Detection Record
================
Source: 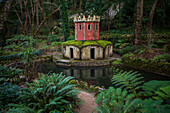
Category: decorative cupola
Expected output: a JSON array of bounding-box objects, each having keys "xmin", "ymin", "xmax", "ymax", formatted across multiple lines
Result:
[{"xmin": 74, "ymin": 15, "xmax": 100, "ymax": 41}]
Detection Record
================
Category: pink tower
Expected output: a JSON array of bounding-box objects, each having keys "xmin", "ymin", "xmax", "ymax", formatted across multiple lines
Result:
[{"xmin": 74, "ymin": 15, "xmax": 100, "ymax": 41}]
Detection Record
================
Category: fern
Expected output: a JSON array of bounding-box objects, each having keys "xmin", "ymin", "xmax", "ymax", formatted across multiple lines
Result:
[
  {"xmin": 111, "ymin": 69, "xmax": 144, "ymax": 98},
  {"xmin": 143, "ymin": 80, "xmax": 170, "ymax": 97},
  {"xmin": 0, "ymin": 65, "xmax": 23, "ymax": 84},
  {"xmin": 95, "ymin": 87, "xmax": 138, "ymax": 113},
  {"xmin": 153, "ymin": 85, "xmax": 170, "ymax": 102},
  {"xmin": 134, "ymin": 98, "xmax": 170, "ymax": 113},
  {"xmin": 7, "ymin": 104, "xmax": 35, "ymax": 113},
  {"xmin": 8, "ymin": 73, "xmax": 79, "ymax": 112}
]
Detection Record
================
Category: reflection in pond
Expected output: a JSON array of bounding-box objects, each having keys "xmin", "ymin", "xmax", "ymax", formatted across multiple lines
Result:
[
  {"xmin": 37, "ymin": 62, "xmax": 113, "ymax": 88},
  {"xmin": 37, "ymin": 62, "xmax": 170, "ymax": 88}
]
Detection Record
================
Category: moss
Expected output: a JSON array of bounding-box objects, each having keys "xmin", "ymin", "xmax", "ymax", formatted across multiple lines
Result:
[
  {"xmin": 62, "ymin": 40, "xmax": 112, "ymax": 48},
  {"xmin": 62, "ymin": 40, "xmax": 83, "ymax": 47},
  {"xmin": 81, "ymin": 41, "xmax": 99, "ymax": 47},
  {"xmin": 96, "ymin": 40, "xmax": 112, "ymax": 48},
  {"xmin": 121, "ymin": 54, "xmax": 170, "ymax": 75}
]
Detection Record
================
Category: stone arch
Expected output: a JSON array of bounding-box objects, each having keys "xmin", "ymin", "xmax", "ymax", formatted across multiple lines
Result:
[
  {"xmin": 81, "ymin": 46, "xmax": 104, "ymax": 60},
  {"xmin": 63, "ymin": 46, "xmax": 80, "ymax": 59}
]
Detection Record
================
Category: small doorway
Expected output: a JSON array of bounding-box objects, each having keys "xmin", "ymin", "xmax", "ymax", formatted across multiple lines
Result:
[
  {"xmin": 91, "ymin": 69, "xmax": 95, "ymax": 77},
  {"xmin": 71, "ymin": 69, "xmax": 74, "ymax": 76},
  {"xmin": 70, "ymin": 48, "xmax": 73, "ymax": 58},
  {"xmin": 90, "ymin": 48, "xmax": 95, "ymax": 59}
]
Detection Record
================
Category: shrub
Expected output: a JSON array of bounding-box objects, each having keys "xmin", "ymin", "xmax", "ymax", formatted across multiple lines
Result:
[
  {"xmin": 51, "ymin": 42, "xmax": 62, "ymax": 47},
  {"xmin": 9, "ymin": 73, "xmax": 79, "ymax": 112},
  {"xmin": 0, "ymin": 83, "xmax": 21, "ymax": 111},
  {"xmin": 0, "ymin": 65, "xmax": 23, "ymax": 84},
  {"xmin": 95, "ymin": 69, "xmax": 170, "ymax": 113},
  {"xmin": 47, "ymin": 34, "xmax": 59, "ymax": 43}
]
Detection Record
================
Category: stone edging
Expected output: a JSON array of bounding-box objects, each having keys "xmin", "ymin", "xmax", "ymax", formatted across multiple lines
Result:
[{"xmin": 54, "ymin": 57, "xmax": 116, "ymax": 67}]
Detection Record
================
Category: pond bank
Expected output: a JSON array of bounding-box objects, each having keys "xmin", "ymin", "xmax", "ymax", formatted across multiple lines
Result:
[{"xmin": 121, "ymin": 54, "xmax": 170, "ymax": 76}]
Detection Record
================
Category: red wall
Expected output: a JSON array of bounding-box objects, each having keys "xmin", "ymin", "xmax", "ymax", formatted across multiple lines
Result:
[
  {"xmin": 95, "ymin": 23, "xmax": 99, "ymax": 40},
  {"xmin": 75, "ymin": 22, "xmax": 99, "ymax": 41}
]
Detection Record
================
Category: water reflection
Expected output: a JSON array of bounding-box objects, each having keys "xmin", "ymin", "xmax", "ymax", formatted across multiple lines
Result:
[
  {"xmin": 37, "ymin": 62, "xmax": 170, "ymax": 88},
  {"xmin": 37, "ymin": 62, "xmax": 113, "ymax": 88}
]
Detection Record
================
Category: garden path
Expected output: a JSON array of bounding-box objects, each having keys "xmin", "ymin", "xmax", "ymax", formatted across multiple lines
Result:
[{"xmin": 73, "ymin": 91, "xmax": 97, "ymax": 113}]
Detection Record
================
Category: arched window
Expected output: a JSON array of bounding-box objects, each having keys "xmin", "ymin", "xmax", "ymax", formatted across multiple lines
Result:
[
  {"xmin": 79, "ymin": 24, "xmax": 82, "ymax": 31},
  {"xmin": 96, "ymin": 24, "xmax": 98, "ymax": 31},
  {"xmin": 88, "ymin": 24, "xmax": 91, "ymax": 31}
]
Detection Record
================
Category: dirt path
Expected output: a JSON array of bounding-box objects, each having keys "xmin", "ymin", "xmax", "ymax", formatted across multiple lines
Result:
[{"xmin": 73, "ymin": 91, "xmax": 97, "ymax": 113}]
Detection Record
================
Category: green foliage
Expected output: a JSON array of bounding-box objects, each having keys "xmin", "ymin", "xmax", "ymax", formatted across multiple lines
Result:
[
  {"xmin": 67, "ymin": 35, "xmax": 75, "ymax": 41},
  {"xmin": 6, "ymin": 34, "xmax": 26, "ymax": 44},
  {"xmin": 153, "ymin": 85, "xmax": 170, "ymax": 101},
  {"xmin": 47, "ymin": 34, "xmax": 60, "ymax": 43},
  {"xmin": 96, "ymin": 69, "xmax": 170, "ymax": 113},
  {"xmin": 112, "ymin": 59, "xmax": 121, "ymax": 65},
  {"xmin": 23, "ymin": 37, "xmax": 33, "ymax": 65},
  {"xmin": 153, "ymin": 53, "xmax": 170, "ymax": 62},
  {"xmin": 7, "ymin": 104, "xmax": 35, "ymax": 113},
  {"xmin": 95, "ymin": 87, "xmax": 137, "ymax": 113},
  {"xmin": 143, "ymin": 80, "xmax": 170, "ymax": 97},
  {"xmin": 52, "ymin": 26, "xmax": 63, "ymax": 36},
  {"xmin": 134, "ymin": 98, "xmax": 169, "ymax": 113},
  {"xmin": 112, "ymin": 69, "xmax": 144, "ymax": 97},
  {"xmin": 12, "ymin": 73, "xmax": 79, "ymax": 112},
  {"xmin": 0, "ymin": 83, "xmax": 21, "ymax": 111},
  {"xmin": 51, "ymin": 42, "xmax": 62, "ymax": 47},
  {"xmin": 59, "ymin": 0, "xmax": 70, "ymax": 41},
  {"xmin": 0, "ymin": 65, "xmax": 23, "ymax": 84}
]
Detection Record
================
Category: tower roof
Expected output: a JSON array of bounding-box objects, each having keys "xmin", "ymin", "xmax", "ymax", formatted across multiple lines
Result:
[{"xmin": 74, "ymin": 15, "xmax": 100, "ymax": 23}]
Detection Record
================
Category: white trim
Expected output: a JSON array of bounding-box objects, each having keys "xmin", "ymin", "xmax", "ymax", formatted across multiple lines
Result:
[{"xmin": 84, "ymin": 23, "xmax": 85, "ymax": 40}]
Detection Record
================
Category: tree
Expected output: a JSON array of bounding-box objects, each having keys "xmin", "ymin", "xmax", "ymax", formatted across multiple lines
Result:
[
  {"xmin": 147, "ymin": 0, "xmax": 158, "ymax": 46},
  {"xmin": 134, "ymin": 0, "xmax": 143, "ymax": 45},
  {"xmin": 59, "ymin": 0, "xmax": 70, "ymax": 41},
  {"xmin": 0, "ymin": 0, "xmax": 13, "ymax": 47}
]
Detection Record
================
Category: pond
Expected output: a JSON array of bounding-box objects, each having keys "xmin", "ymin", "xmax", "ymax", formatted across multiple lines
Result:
[{"xmin": 37, "ymin": 62, "xmax": 170, "ymax": 88}]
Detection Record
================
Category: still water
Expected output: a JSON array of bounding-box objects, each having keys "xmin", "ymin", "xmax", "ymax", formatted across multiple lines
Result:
[{"xmin": 38, "ymin": 62, "xmax": 170, "ymax": 88}]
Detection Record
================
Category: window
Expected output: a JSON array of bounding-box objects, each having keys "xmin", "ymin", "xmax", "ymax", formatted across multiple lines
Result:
[
  {"xmin": 79, "ymin": 24, "xmax": 82, "ymax": 31},
  {"xmin": 88, "ymin": 24, "xmax": 91, "ymax": 30},
  {"xmin": 96, "ymin": 24, "xmax": 98, "ymax": 31}
]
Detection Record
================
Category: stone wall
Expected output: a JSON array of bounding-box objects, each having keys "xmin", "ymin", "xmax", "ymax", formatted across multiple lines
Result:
[
  {"xmin": 63, "ymin": 44, "xmax": 113, "ymax": 60},
  {"xmin": 63, "ymin": 46, "xmax": 80, "ymax": 59},
  {"xmin": 105, "ymin": 45, "xmax": 113, "ymax": 58},
  {"xmin": 81, "ymin": 46, "xmax": 103, "ymax": 60}
]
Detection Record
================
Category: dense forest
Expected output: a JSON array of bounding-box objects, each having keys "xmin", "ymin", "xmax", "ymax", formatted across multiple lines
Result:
[{"xmin": 0, "ymin": 0, "xmax": 170, "ymax": 113}]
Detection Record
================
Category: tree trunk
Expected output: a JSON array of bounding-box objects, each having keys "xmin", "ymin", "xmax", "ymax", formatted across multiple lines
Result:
[
  {"xmin": 119, "ymin": 2, "xmax": 121, "ymax": 31},
  {"xmin": 36, "ymin": 0, "xmax": 39, "ymax": 26},
  {"xmin": 37, "ymin": 0, "xmax": 47, "ymax": 27},
  {"xmin": 0, "ymin": 0, "xmax": 13, "ymax": 47},
  {"xmin": 79, "ymin": 0, "xmax": 82, "ymax": 10},
  {"xmin": 107, "ymin": 10, "xmax": 110, "ymax": 36},
  {"xmin": 14, "ymin": 8, "xmax": 25, "ymax": 35},
  {"xmin": 34, "ymin": 7, "xmax": 60, "ymax": 38},
  {"xmin": 20, "ymin": 0, "xmax": 23, "ymax": 20},
  {"xmin": 74, "ymin": 0, "xmax": 77, "ymax": 9},
  {"xmin": 134, "ymin": 0, "xmax": 143, "ymax": 45},
  {"xmin": 30, "ymin": 0, "xmax": 35, "ymax": 35},
  {"xmin": 147, "ymin": 0, "xmax": 158, "ymax": 46}
]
